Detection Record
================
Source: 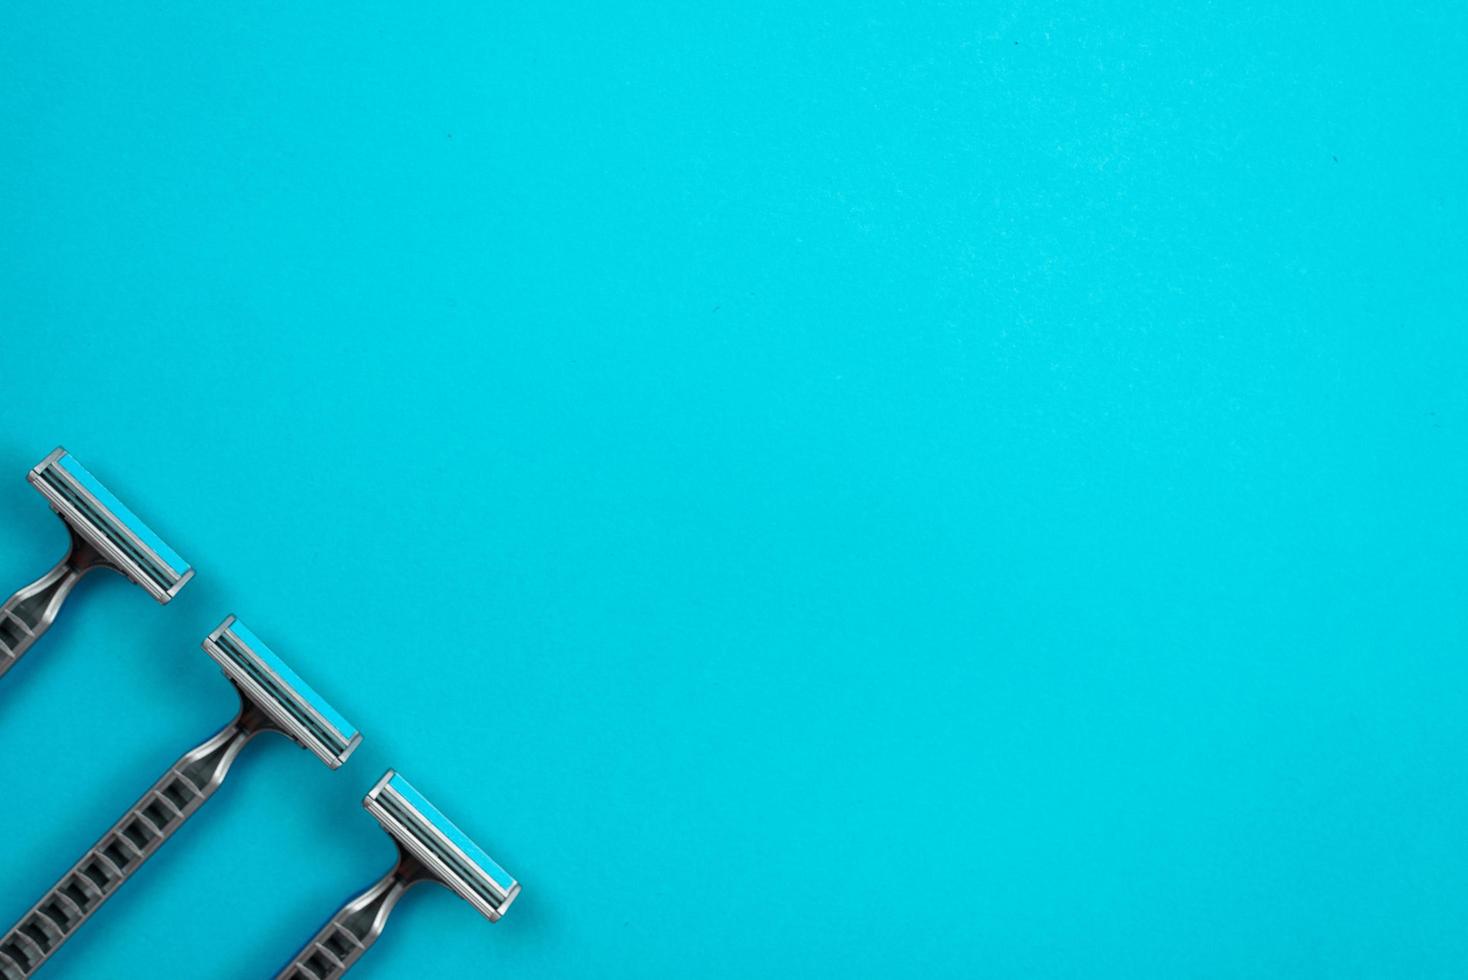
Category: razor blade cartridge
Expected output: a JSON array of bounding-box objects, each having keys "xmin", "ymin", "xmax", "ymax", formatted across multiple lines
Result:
[
  {"xmin": 29, "ymin": 449, "xmax": 192, "ymax": 600},
  {"xmin": 204, "ymin": 617, "xmax": 362, "ymax": 768},
  {"xmin": 367, "ymin": 771, "xmax": 520, "ymax": 921},
  {"xmin": 0, "ymin": 449, "xmax": 193, "ymax": 679}
]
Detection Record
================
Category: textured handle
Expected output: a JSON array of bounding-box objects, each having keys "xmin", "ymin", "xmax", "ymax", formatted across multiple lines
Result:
[
  {"xmin": 0, "ymin": 533, "xmax": 101, "ymax": 679},
  {"xmin": 0, "ymin": 719, "xmax": 255, "ymax": 977},
  {"xmin": 275, "ymin": 860, "xmax": 423, "ymax": 980}
]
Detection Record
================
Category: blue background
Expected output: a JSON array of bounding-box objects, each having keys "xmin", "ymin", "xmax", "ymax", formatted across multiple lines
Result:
[{"xmin": 1, "ymin": 2, "xmax": 1465, "ymax": 977}]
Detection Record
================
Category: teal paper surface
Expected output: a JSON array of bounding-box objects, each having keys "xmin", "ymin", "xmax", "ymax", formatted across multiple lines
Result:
[{"xmin": 0, "ymin": 1, "xmax": 1464, "ymax": 977}]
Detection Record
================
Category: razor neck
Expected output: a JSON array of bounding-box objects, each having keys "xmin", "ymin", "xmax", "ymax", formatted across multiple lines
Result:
[
  {"xmin": 175, "ymin": 699, "xmax": 269, "ymax": 799},
  {"xmin": 275, "ymin": 855, "xmax": 427, "ymax": 980},
  {"xmin": 347, "ymin": 853, "xmax": 430, "ymax": 949},
  {"xmin": 0, "ymin": 533, "xmax": 104, "ymax": 678}
]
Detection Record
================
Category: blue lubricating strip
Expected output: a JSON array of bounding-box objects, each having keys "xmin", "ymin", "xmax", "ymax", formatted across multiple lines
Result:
[
  {"xmin": 388, "ymin": 773, "xmax": 516, "ymax": 891},
  {"xmin": 55, "ymin": 453, "xmax": 189, "ymax": 575},
  {"xmin": 227, "ymin": 619, "xmax": 359, "ymax": 744}
]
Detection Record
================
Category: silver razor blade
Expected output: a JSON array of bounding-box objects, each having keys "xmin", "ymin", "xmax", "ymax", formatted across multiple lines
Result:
[
  {"xmin": 275, "ymin": 770, "xmax": 519, "ymax": 980},
  {"xmin": 0, "ymin": 618, "xmax": 359, "ymax": 978},
  {"xmin": 0, "ymin": 449, "xmax": 193, "ymax": 681}
]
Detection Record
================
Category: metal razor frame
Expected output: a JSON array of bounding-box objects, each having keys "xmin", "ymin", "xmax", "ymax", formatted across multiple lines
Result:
[
  {"xmin": 275, "ymin": 771, "xmax": 519, "ymax": 980},
  {"xmin": 0, "ymin": 619, "xmax": 358, "ymax": 977},
  {"xmin": 0, "ymin": 449, "xmax": 193, "ymax": 680}
]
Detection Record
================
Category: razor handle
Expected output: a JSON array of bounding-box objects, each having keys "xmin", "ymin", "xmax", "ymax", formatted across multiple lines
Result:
[
  {"xmin": 0, "ymin": 716, "xmax": 258, "ymax": 978},
  {"xmin": 276, "ymin": 855, "xmax": 426, "ymax": 980},
  {"xmin": 0, "ymin": 533, "xmax": 103, "ymax": 679}
]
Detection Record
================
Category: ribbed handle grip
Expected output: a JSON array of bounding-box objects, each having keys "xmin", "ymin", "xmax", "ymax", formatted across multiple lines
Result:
[
  {"xmin": 276, "ymin": 865, "xmax": 418, "ymax": 980},
  {"xmin": 0, "ymin": 721, "xmax": 253, "ymax": 977}
]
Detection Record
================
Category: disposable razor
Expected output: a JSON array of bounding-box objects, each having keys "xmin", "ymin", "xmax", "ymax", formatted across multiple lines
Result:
[
  {"xmin": 0, "ymin": 449, "xmax": 193, "ymax": 680},
  {"xmin": 276, "ymin": 770, "xmax": 520, "ymax": 979},
  {"xmin": 0, "ymin": 617, "xmax": 360, "ymax": 978}
]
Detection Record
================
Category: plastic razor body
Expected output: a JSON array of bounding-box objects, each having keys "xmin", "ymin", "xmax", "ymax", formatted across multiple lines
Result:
[
  {"xmin": 276, "ymin": 771, "xmax": 519, "ymax": 980},
  {"xmin": 0, "ymin": 449, "xmax": 193, "ymax": 680},
  {"xmin": 0, "ymin": 619, "xmax": 359, "ymax": 977}
]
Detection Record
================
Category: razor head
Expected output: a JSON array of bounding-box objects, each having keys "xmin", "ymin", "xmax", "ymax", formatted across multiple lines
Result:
[
  {"xmin": 28, "ymin": 448, "xmax": 193, "ymax": 602},
  {"xmin": 203, "ymin": 616, "xmax": 362, "ymax": 768},
  {"xmin": 366, "ymin": 770, "xmax": 520, "ymax": 922}
]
